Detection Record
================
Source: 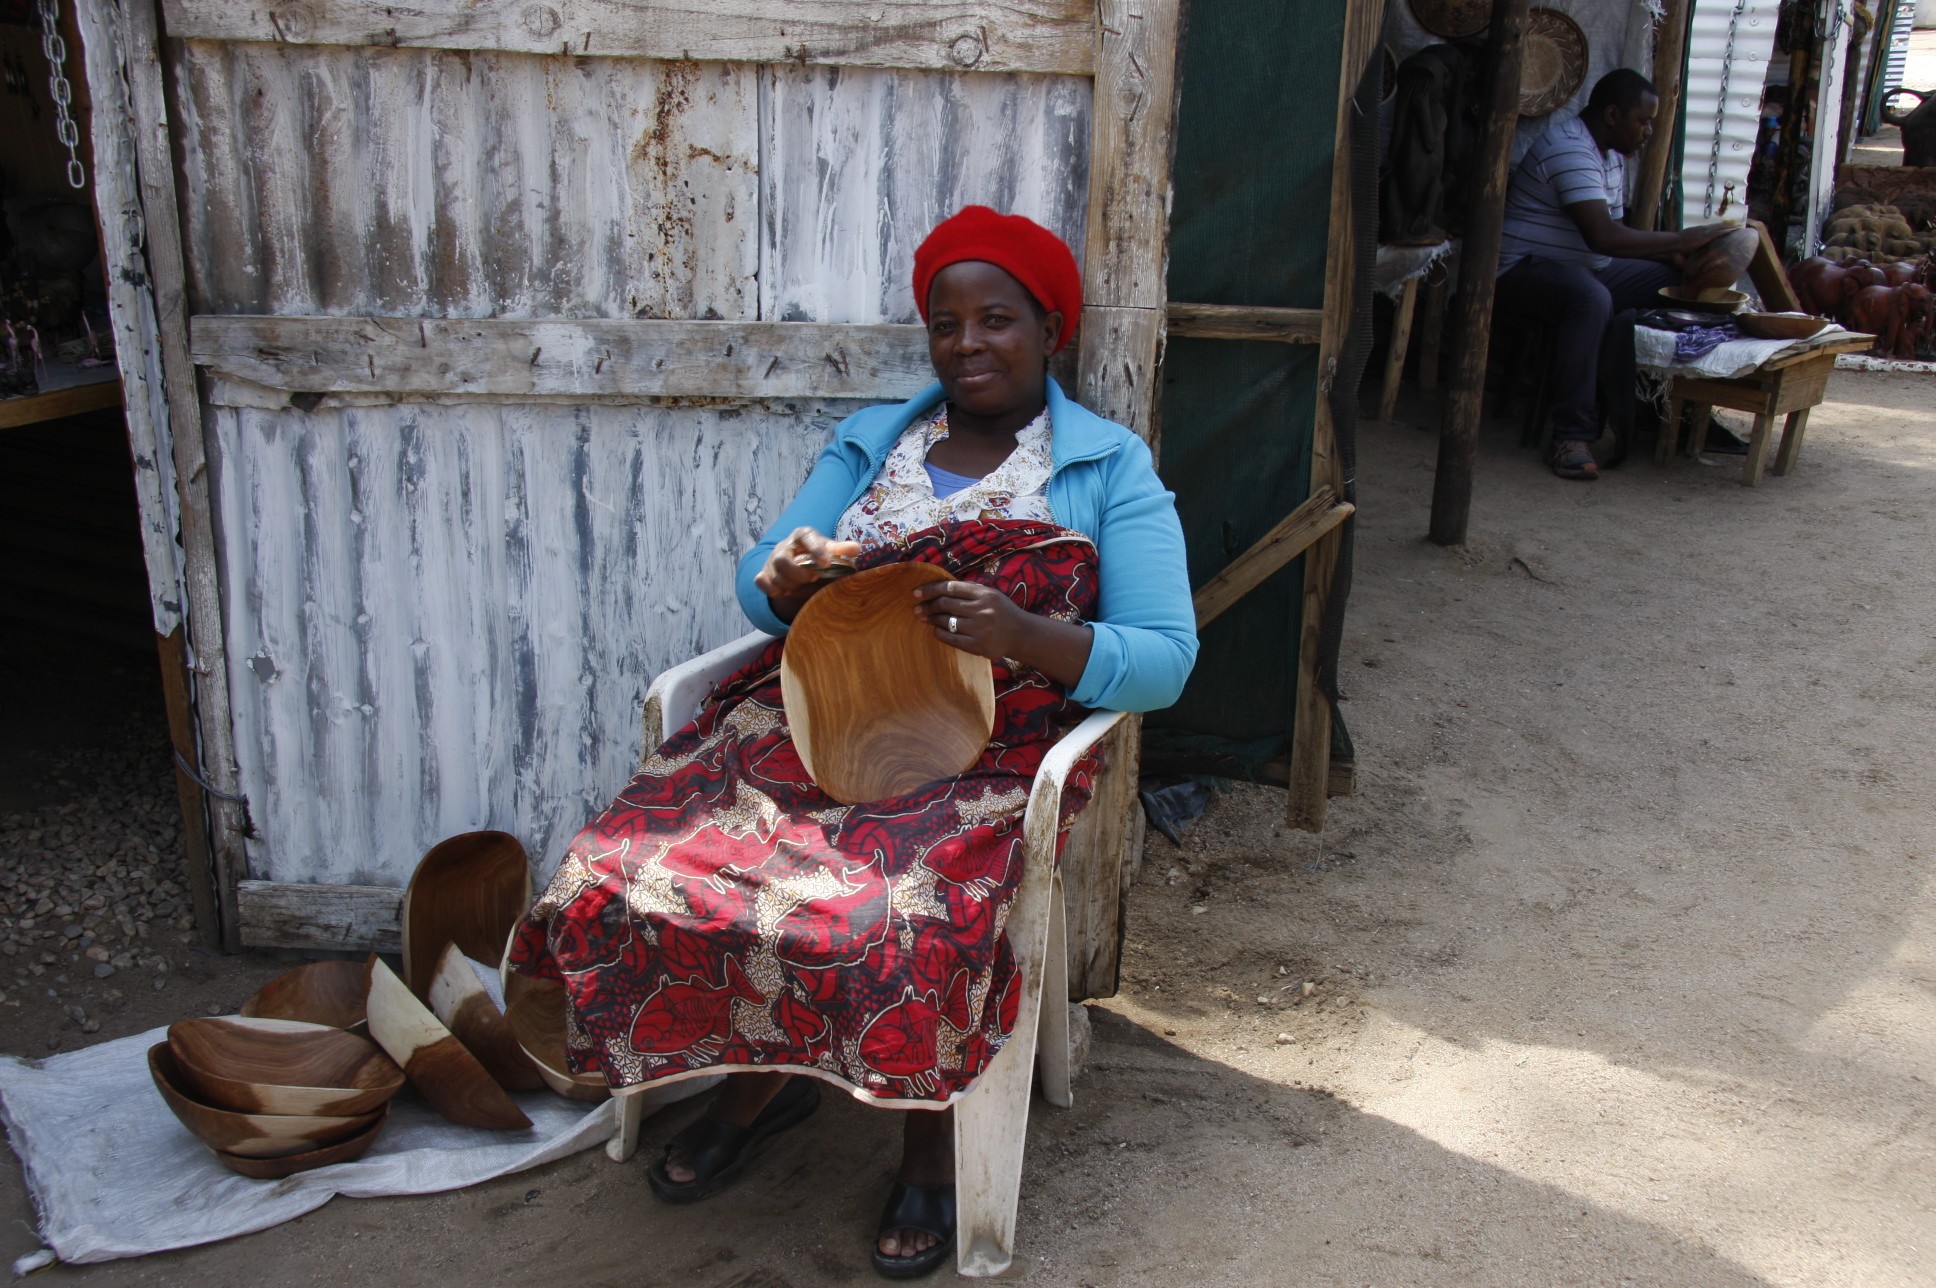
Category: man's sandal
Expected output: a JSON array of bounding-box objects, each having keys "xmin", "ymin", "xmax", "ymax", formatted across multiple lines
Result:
[
  {"xmin": 645, "ymin": 1077, "xmax": 821, "ymax": 1204},
  {"xmin": 1548, "ymin": 439, "xmax": 1599, "ymax": 481},
  {"xmin": 870, "ymin": 1179, "xmax": 956, "ymax": 1280}
]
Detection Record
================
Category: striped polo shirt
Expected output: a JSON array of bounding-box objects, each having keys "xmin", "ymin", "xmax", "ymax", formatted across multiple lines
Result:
[{"xmin": 1497, "ymin": 113, "xmax": 1625, "ymax": 274}]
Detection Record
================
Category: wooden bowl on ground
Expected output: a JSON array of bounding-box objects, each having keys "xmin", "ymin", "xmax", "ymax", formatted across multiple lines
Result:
[
  {"xmin": 780, "ymin": 562, "xmax": 996, "ymax": 804},
  {"xmin": 148, "ymin": 1044, "xmax": 382, "ymax": 1158},
  {"xmin": 1682, "ymin": 226, "xmax": 1760, "ymax": 292},
  {"xmin": 213, "ymin": 1112, "xmax": 386, "ymax": 1179},
  {"xmin": 240, "ymin": 960, "xmax": 370, "ymax": 1033},
  {"xmin": 365, "ymin": 956, "xmax": 532, "ymax": 1130},
  {"xmin": 503, "ymin": 977, "xmax": 609, "ymax": 1102},
  {"xmin": 1737, "ymin": 312, "xmax": 1831, "ymax": 341},
  {"xmin": 402, "ymin": 830, "xmax": 532, "ymax": 995},
  {"xmin": 167, "ymin": 1017, "xmax": 404, "ymax": 1117},
  {"xmin": 1657, "ymin": 286, "xmax": 1749, "ymax": 315},
  {"xmin": 425, "ymin": 942, "xmax": 544, "ymax": 1093}
]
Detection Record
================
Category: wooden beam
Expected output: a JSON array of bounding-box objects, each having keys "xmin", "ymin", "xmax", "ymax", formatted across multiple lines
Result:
[
  {"xmin": 0, "ymin": 378, "xmax": 123, "ymax": 430},
  {"xmin": 191, "ymin": 316, "xmax": 935, "ymax": 400},
  {"xmin": 1747, "ymin": 218, "xmax": 1802, "ymax": 312},
  {"xmin": 159, "ymin": 0, "xmax": 1095, "ymax": 74},
  {"xmin": 1428, "ymin": 0, "xmax": 1531, "ymax": 548},
  {"xmin": 1075, "ymin": 0, "xmax": 1185, "ymax": 439},
  {"xmin": 156, "ymin": 628, "xmax": 223, "ymax": 951},
  {"xmin": 1377, "ymin": 277, "xmax": 1420, "ymax": 421},
  {"xmin": 1191, "ymin": 487, "xmax": 1354, "ymax": 629},
  {"xmin": 1629, "ymin": 0, "xmax": 1690, "ymax": 230},
  {"xmin": 120, "ymin": 0, "xmax": 253, "ymax": 950},
  {"xmin": 1165, "ymin": 303, "xmax": 1324, "ymax": 344},
  {"xmin": 1288, "ymin": 0, "xmax": 1385, "ymax": 832},
  {"xmin": 237, "ymin": 880, "xmax": 402, "ymax": 952}
]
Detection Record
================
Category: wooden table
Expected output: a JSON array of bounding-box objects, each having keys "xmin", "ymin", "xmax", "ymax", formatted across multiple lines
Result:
[
  {"xmin": 0, "ymin": 374, "xmax": 122, "ymax": 431},
  {"xmin": 1654, "ymin": 334, "xmax": 1874, "ymax": 486}
]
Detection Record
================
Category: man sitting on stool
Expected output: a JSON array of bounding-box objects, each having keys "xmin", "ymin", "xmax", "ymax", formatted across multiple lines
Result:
[{"xmin": 1497, "ymin": 67, "xmax": 1726, "ymax": 481}]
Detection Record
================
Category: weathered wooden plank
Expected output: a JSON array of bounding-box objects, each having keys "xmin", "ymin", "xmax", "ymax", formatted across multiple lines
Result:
[
  {"xmin": 1291, "ymin": 0, "xmax": 1387, "ymax": 831},
  {"xmin": 191, "ymin": 315, "xmax": 937, "ymax": 399},
  {"xmin": 1192, "ymin": 489, "xmax": 1353, "ymax": 631},
  {"xmin": 1166, "ymin": 303, "xmax": 1325, "ymax": 344},
  {"xmin": 160, "ymin": 0, "xmax": 1095, "ymax": 74},
  {"xmin": 171, "ymin": 43, "xmax": 760, "ymax": 319},
  {"xmin": 1080, "ymin": 0, "xmax": 1184, "ymax": 311},
  {"xmin": 210, "ymin": 400, "xmax": 838, "ymax": 888},
  {"xmin": 120, "ymin": 0, "xmax": 254, "ymax": 949},
  {"xmin": 759, "ymin": 63, "xmax": 1091, "ymax": 325},
  {"xmin": 0, "ymin": 380, "xmax": 125, "ymax": 430},
  {"xmin": 237, "ymin": 879, "xmax": 402, "ymax": 951},
  {"xmin": 1073, "ymin": 304, "xmax": 1163, "ymax": 439}
]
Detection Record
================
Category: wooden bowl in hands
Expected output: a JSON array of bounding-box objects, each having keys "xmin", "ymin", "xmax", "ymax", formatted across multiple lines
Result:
[
  {"xmin": 240, "ymin": 960, "xmax": 371, "ymax": 1033},
  {"xmin": 167, "ymin": 1016, "xmax": 404, "ymax": 1117},
  {"xmin": 1682, "ymin": 226, "xmax": 1759, "ymax": 292},
  {"xmin": 365, "ymin": 955, "xmax": 532, "ymax": 1130},
  {"xmin": 212, "ymin": 1111, "xmax": 387, "ymax": 1179},
  {"xmin": 402, "ymin": 830, "xmax": 532, "ymax": 995},
  {"xmin": 780, "ymin": 562, "xmax": 996, "ymax": 805},
  {"xmin": 148, "ymin": 1044, "xmax": 383, "ymax": 1158}
]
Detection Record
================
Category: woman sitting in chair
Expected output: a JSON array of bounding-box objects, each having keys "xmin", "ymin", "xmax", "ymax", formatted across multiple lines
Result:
[{"xmin": 509, "ymin": 206, "xmax": 1196, "ymax": 1278}]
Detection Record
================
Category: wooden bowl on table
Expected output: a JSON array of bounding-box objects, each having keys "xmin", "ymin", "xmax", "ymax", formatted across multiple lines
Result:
[
  {"xmin": 240, "ymin": 959, "xmax": 371, "ymax": 1033},
  {"xmin": 147, "ymin": 1043, "xmax": 382, "ymax": 1159},
  {"xmin": 1737, "ymin": 312, "xmax": 1831, "ymax": 341},
  {"xmin": 212, "ymin": 1113, "xmax": 387, "ymax": 1179},
  {"xmin": 167, "ymin": 1016, "xmax": 404, "ymax": 1117},
  {"xmin": 780, "ymin": 562, "xmax": 996, "ymax": 805},
  {"xmin": 402, "ymin": 830, "xmax": 532, "ymax": 996}
]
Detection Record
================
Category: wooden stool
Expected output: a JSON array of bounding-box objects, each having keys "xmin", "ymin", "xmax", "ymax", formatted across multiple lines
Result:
[{"xmin": 1654, "ymin": 339, "xmax": 1869, "ymax": 486}]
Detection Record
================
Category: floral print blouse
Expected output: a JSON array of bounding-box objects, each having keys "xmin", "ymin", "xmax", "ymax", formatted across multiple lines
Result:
[{"xmin": 834, "ymin": 404, "xmax": 1055, "ymax": 551}]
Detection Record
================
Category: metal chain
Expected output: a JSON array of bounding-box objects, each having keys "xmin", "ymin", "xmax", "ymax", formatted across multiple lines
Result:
[
  {"xmin": 1705, "ymin": 0, "xmax": 1749, "ymax": 219},
  {"xmin": 37, "ymin": 0, "xmax": 85, "ymax": 190}
]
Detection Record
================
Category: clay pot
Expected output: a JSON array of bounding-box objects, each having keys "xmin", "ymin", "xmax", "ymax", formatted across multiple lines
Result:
[
  {"xmin": 167, "ymin": 1016, "xmax": 404, "ymax": 1117},
  {"xmin": 148, "ymin": 1044, "xmax": 382, "ymax": 1159},
  {"xmin": 211, "ymin": 1112, "xmax": 386, "ymax": 1179},
  {"xmin": 240, "ymin": 960, "xmax": 371, "ymax": 1033},
  {"xmin": 365, "ymin": 956, "xmax": 532, "ymax": 1130},
  {"xmin": 401, "ymin": 831, "xmax": 532, "ymax": 995},
  {"xmin": 779, "ymin": 562, "xmax": 996, "ymax": 804}
]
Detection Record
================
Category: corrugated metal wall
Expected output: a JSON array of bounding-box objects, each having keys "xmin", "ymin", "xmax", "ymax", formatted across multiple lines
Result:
[
  {"xmin": 1680, "ymin": 0, "xmax": 1781, "ymax": 224},
  {"xmin": 168, "ymin": 44, "xmax": 1091, "ymax": 887}
]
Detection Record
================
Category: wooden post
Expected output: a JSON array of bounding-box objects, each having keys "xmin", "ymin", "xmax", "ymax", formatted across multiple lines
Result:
[
  {"xmin": 1629, "ymin": 0, "xmax": 1690, "ymax": 231},
  {"xmin": 1427, "ymin": 0, "xmax": 1532, "ymax": 548}
]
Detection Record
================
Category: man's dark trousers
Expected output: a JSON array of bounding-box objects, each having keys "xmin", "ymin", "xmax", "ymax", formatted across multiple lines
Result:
[{"xmin": 1494, "ymin": 255, "xmax": 1679, "ymax": 443}]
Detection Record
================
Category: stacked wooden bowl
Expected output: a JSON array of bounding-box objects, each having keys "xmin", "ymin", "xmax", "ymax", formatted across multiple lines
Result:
[{"xmin": 151, "ymin": 1017, "xmax": 404, "ymax": 1178}]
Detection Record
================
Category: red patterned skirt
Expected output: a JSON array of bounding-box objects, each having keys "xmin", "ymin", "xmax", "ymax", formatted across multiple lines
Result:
[{"xmin": 508, "ymin": 520, "xmax": 1100, "ymax": 1105}]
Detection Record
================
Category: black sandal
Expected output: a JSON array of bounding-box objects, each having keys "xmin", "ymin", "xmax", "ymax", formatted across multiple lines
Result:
[
  {"xmin": 870, "ymin": 1179, "xmax": 956, "ymax": 1280},
  {"xmin": 645, "ymin": 1077, "xmax": 820, "ymax": 1204}
]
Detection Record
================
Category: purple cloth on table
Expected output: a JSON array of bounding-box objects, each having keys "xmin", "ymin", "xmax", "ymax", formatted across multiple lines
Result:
[{"xmin": 1673, "ymin": 324, "xmax": 1740, "ymax": 364}]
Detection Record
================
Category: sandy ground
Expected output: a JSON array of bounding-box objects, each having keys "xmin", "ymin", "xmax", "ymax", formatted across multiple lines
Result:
[{"xmin": 5, "ymin": 371, "xmax": 1936, "ymax": 1285}]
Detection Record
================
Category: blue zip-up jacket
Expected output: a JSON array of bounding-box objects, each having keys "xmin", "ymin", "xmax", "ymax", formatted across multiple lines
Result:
[{"xmin": 735, "ymin": 378, "xmax": 1198, "ymax": 713}]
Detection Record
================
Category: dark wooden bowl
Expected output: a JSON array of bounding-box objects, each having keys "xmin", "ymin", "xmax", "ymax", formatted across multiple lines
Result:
[
  {"xmin": 1682, "ymin": 227, "xmax": 1759, "ymax": 292},
  {"xmin": 148, "ymin": 1044, "xmax": 382, "ymax": 1158},
  {"xmin": 402, "ymin": 830, "xmax": 532, "ymax": 995},
  {"xmin": 240, "ymin": 960, "xmax": 370, "ymax": 1033},
  {"xmin": 780, "ymin": 562, "xmax": 996, "ymax": 804},
  {"xmin": 365, "ymin": 956, "xmax": 532, "ymax": 1130},
  {"xmin": 1737, "ymin": 312, "xmax": 1831, "ymax": 341},
  {"xmin": 425, "ymin": 942, "xmax": 545, "ymax": 1093},
  {"xmin": 212, "ymin": 1111, "xmax": 387, "ymax": 1179},
  {"xmin": 167, "ymin": 1017, "xmax": 404, "ymax": 1117},
  {"xmin": 1657, "ymin": 286, "xmax": 1749, "ymax": 316},
  {"xmin": 503, "ymin": 977, "xmax": 609, "ymax": 1102}
]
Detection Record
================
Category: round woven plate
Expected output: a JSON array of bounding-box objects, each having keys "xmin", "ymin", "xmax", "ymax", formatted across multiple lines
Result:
[
  {"xmin": 1409, "ymin": 0, "xmax": 1489, "ymax": 39},
  {"xmin": 1520, "ymin": 8, "xmax": 1589, "ymax": 118}
]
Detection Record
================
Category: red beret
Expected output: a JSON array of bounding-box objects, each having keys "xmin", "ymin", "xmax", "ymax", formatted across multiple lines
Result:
[{"xmin": 912, "ymin": 206, "xmax": 1082, "ymax": 354}]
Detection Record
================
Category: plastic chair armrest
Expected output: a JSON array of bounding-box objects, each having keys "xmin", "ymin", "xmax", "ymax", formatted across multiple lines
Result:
[{"xmin": 640, "ymin": 631, "xmax": 771, "ymax": 758}]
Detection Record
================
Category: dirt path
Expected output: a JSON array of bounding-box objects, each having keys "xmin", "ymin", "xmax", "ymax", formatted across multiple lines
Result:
[{"xmin": 6, "ymin": 373, "xmax": 1934, "ymax": 1286}]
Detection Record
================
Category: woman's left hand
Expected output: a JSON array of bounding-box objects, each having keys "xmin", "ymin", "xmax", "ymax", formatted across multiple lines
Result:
[{"xmin": 913, "ymin": 579, "xmax": 1035, "ymax": 661}]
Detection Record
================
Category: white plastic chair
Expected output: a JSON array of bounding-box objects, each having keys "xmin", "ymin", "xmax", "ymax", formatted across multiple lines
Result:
[{"xmin": 607, "ymin": 630, "xmax": 1127, "ymax": 1277}]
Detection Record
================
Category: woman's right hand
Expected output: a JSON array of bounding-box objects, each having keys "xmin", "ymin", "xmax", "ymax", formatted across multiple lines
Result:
[{"xmin": 754, "ymin": 527, "xmax": 862, "ymax": 620}]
